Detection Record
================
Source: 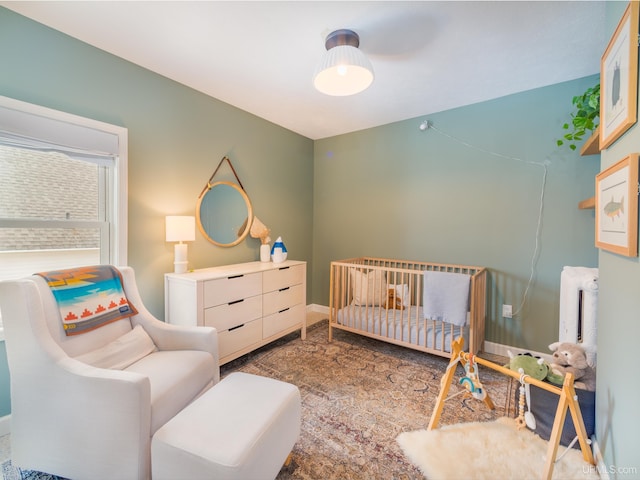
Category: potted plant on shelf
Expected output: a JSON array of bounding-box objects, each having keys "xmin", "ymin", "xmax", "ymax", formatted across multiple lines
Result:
[{"xmin": 557, "ymin": 83, "xmax": 600, "ymax": 151}]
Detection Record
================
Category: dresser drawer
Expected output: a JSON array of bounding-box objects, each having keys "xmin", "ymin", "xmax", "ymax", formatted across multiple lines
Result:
[
  {"xmin": 204, "ymin": 295, "xmax": 262, "ymax": 332},
  {"xmin": 263, "ymin": 264, "xmax": 304, "ymax": 293},
  {"xmin": 218, "ymin": 318, "xmax": 262, "ymax": 359},
  {"xmin": 263, "ymin": 283, "xmax": 304, "ymax": 317},
  {"xmin": 263, "ymin": 303, "xmax": 304, "ymax": 338},
  {"xmin": 203, "ymin": 272, "xmax": 262, "ymax": 308}
]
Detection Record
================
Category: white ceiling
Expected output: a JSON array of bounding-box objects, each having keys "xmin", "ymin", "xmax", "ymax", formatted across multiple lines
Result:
[{"xmin": 2, "ymin": 1, "xmax": 607, "ymax": 140}]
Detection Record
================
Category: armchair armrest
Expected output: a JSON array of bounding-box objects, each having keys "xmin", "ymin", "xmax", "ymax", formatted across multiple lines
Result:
[
  {"xmin": 118, "ymin": 266, "xmax": 220, "ymax": 381},
  {"xmin": 135, "ymin": 315, "xmax": 219, "ymax": 364},
  {"xmin": 135, "ymin": 319, "xmax": 220, "ymax": 385}
]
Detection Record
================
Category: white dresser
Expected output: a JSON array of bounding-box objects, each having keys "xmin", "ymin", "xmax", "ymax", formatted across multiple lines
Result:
[{"xmin": 164, "ymin": 260, "xmax": 306, "ymax": 365}]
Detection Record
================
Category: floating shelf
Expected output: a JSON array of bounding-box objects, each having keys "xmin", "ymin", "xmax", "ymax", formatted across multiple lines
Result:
[
  {"xmin": 579, "ymin": 196, "xmax": 595, "ymax": 210},
  {"xmin": 580, "ymin": 126, "xmax": 601, "ymax": 156},
  {"xmin": 577, "ymin": 127, "xmax": 599, "ymax": 209}
]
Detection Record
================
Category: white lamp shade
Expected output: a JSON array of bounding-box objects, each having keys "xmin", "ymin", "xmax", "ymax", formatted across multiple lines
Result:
[
  {"xmin": 165, "ymin": 216, "xmax": 195, "ymax": 242},
  {"xmin": 314, "ymin": 45, "xmax": 374, "ymax": 96}
]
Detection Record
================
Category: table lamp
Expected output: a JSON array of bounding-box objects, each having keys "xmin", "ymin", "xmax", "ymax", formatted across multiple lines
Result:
[{"xmin": 166, "ymin": 215, "xmax": 195, "ymax": 273}]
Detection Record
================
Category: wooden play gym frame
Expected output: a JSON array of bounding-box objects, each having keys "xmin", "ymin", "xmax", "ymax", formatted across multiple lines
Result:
[{"xmin": 428, "ymin": 338, "xmax": 596, "ymax": 480}]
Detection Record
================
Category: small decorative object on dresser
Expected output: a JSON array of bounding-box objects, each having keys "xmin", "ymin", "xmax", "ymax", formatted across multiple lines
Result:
[
  {"xmin": 249, "ymin": 215, "xmax": 272, "ymax": 262},
  {"xmin": 165, "ymin": 260, "xmax": 306, "ymax": 364},
  {"xmin": 271, "ymin": 236, "xmax": 288, "ymax": 263},
  {"xmin": 260, "ymin": 244, "xmax": 271, "ymax": 262}
]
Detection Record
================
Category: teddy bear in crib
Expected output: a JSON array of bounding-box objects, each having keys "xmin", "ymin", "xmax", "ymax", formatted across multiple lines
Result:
[
  {"xmin": 386, "ymin": 288, "xmax": 405, "ymax": 310},
  {"xmin": 548, "ymin": 342, "xmax": 596, "ymax": 392}
]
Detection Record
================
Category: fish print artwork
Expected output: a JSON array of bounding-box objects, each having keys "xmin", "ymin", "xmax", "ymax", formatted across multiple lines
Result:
[{"xmin": 604, "ymin": 196, "xmax": 624, "ymax": 219}]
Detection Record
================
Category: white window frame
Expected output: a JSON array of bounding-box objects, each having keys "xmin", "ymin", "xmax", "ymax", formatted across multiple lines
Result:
[{"xmin": 0, "ymin": 96, "xmax": 128, "ymax": 340}]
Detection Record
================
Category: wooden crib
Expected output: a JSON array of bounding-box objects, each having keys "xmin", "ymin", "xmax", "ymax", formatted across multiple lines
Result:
[{"xmin": 329, "ymin": 257, "xmax": 487, "ymax": 358}]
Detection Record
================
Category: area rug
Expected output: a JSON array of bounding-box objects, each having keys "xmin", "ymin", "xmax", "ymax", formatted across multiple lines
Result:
[
  {"xmin": 224, "ymin": 320, "xmax": 515, "ymax": 479},
  {"xmin": 1, "ymin": 320, "xmax": 515, "ymax": 479},
  {"xmin": 1, "ymin": 461, "xmax": 62, "ymax": 480},
  {"xmin": 397, "ymin": 417, "xmax": 599, "ymax": 480}
]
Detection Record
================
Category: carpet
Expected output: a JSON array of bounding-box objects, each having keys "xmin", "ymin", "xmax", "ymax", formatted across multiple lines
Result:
[
  {"xmin": 397, "ymin": 417, "xmax": 599, "ymax": 480},
  {"xmin": 1, "ymin": 460, "xmax": 63, "ymax": 480},
  {"xmin": 1, "ymin": 320, "xmax": 515, "ymax": 479},
  {"xmin": 224, "ymin": 320, "xmax": 515, "ymax": 479}
]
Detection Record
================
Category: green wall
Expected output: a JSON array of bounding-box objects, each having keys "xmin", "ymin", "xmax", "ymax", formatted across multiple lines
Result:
[
  {"xmin": 0, "ymin": 8, "xmax": 314, "ymax": 417},
  {"xmin": 4, "ymin": 10, "xmax": 631, "ymax": 475},
  {"xmin": 596, "ymin": 2, "xmax": 640, "ymax": 476},
  {"xmin": 313, "ymin": 76, "xmax": 600, "ymax": 352}
]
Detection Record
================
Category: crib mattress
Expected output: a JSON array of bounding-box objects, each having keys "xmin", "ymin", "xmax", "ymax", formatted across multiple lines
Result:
[{"xmin": 335, "ymin": 304, "xmax": 468, "ymax": 353}]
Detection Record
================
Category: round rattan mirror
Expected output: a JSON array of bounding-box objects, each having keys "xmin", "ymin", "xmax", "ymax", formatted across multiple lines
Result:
[{"xmin": 196, "ymin": 181, "xmax": 253, "ymax": 247}]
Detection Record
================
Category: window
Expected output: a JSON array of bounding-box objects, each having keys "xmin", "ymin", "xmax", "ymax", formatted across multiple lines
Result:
[{"xmin": 0, "ymin": 96, "xmax": 128, "ymax": 338}]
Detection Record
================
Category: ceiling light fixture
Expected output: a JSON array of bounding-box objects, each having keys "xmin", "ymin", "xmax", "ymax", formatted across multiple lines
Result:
[{"xmin": 313, "ymin": 29, "xmax": 374, "ymax": 96}]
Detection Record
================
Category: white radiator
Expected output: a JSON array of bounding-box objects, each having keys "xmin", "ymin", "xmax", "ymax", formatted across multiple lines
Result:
[{"xmin": 559, "ymin": 266, "xmax": 598, "ymax": 366}]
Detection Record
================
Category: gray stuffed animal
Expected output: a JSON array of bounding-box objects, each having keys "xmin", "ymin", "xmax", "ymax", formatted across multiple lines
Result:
[{"xmin": 548, "ymin": 342, "xmax": 596, "ymax": 391}]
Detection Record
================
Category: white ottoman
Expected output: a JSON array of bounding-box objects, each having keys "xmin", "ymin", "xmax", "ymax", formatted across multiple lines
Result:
[{"xmin": 152, "ymin": 372, "xmax": 301, "ymax": 480}]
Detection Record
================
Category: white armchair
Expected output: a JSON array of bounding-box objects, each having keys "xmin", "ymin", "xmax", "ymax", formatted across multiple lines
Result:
[{"xmin": 0, "ymin": 266, "xmax": 219, "ymax": 480}]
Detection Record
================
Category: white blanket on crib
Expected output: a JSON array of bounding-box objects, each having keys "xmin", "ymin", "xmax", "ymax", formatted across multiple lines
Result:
[{"xmin": 422, "ymin": 271, "xmax": 470, "ymax": 326}]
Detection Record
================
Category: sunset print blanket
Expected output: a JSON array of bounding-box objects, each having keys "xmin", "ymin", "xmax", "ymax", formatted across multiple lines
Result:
[{"xmin": 36, "ymin": 265, "xmax": 138, "ymax": 336}]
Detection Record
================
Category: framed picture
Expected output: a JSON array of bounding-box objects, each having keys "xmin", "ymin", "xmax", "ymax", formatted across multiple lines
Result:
[
  {"xmin": 595, "ymin": 154, "xmax": 639, "ymax": 256},
  {"xmin": 600, "ymin": 1, "xmax": 639, "ymax": 150}
]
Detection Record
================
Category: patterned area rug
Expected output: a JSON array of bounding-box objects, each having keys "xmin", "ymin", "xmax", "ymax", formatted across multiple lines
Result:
[
  {"xmin": 1, "ymin": 320, "xmax": 515, "ymax": 479},
  {"xmin": 224, "ymin": 320, "xmax": 515, "ymax": 479},
  {"xmin": 1, "ymin": 462, "xmax": 61, "ymax": 480}
]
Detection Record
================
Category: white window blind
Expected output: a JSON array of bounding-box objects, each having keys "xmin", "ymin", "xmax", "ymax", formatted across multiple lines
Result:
[{"xmin": 0, "ymin": 96, "xmax": 128, "ymax": 339}]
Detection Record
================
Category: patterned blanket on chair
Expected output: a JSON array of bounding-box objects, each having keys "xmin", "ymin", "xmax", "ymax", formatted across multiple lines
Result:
[{"xmin": 36, "ymin": 265, "xmax": 138, "ymax": 336}]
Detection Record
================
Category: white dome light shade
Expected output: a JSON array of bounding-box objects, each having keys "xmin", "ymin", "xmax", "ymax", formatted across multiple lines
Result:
[
  {"xmin": 314, "ymin": 46, "xmax": 374, "ymax": 96},
  {"xmin": 313, "ymin": 29, "xmax": 374, "ymax": 96}
]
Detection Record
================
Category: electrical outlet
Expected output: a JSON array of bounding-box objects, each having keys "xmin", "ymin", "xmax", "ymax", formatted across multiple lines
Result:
[{"xmin": 502, "ymin": 304, "xmax": 513, "ymax": 318}]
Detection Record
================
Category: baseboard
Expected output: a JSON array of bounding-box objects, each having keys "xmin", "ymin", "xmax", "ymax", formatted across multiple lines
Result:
[
  {"xmin": 306, "ymin": 303, "xmax": 329, "ymax": 315},
  {"xmin": 305, "ymin": 304, "xmax": 329, "ymax": 327},
  {"xmin": 0, "ymin": 415, "xmax": 10, "ymax": 436},
  {"xmin": 590, "ymin": 436, "xmax": 610, "ymax": 480},
  {"xmin": 483, "ymin": 340, "xmax": 553, "ymax": 363}
]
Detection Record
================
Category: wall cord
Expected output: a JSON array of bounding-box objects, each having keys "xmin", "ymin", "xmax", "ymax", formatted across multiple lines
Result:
[{"xmin": 425, "ymin": 122, "xmax": 549, "ymax": 318}]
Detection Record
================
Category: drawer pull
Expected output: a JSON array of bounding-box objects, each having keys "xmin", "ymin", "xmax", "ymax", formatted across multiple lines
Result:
[
  {"xmin": 278, "ymin": 307, "xmax": 290, "ymax": 314},
  {"xmin": 228, "ymin": 324, "xmax": 245, "ymax": 332},
  {"xmin": 228, "ymin": 274, "xmax": 244, "ymax": 279},
  {"xmin": 228, "ymin": 298, "xmax": 245, "ymax": 305},
  {"xmin": 278, "ymin": 286, "xmax": 290, "ymax": 292},
  {"xmin": 278, "ymin": 266, "xmax": 290, "ymax": 271}
]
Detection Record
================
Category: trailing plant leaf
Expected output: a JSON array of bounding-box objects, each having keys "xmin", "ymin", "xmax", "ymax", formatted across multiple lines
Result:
[{"xmin": 557, "ymin": 83, "xmax": 600, "ymax": 151}]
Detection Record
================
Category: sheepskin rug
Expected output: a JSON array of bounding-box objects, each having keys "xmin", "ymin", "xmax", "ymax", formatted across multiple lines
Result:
[{"xmin": 397, "ymin": 417, "xmax": 600, "ymax": 480}]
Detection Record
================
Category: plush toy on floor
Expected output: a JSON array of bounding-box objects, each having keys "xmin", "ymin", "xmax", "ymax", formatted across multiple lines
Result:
[
  {"xmin": 548, "ymin": 342, "xmax": 596, "ymax": 392},
  {"xmin": 504, "ymin": 351, "xmax": 564, "ymax": 385}
]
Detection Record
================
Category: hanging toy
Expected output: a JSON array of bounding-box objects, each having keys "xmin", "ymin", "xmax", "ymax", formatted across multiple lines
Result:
[
  {"xmin": 458, "ymin": 354, "xmax": 487, "ymax": 401},
  {"xmin": 524, "ymin": 379, "xmax": 536, "ymax": 429},
  {"xmin": 516, "ymin": 380, "xmax": 527, "ymax": 430},
  {"xmin": 516, "ymin": 369, "xmax": 536, "ymax": 430}
]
